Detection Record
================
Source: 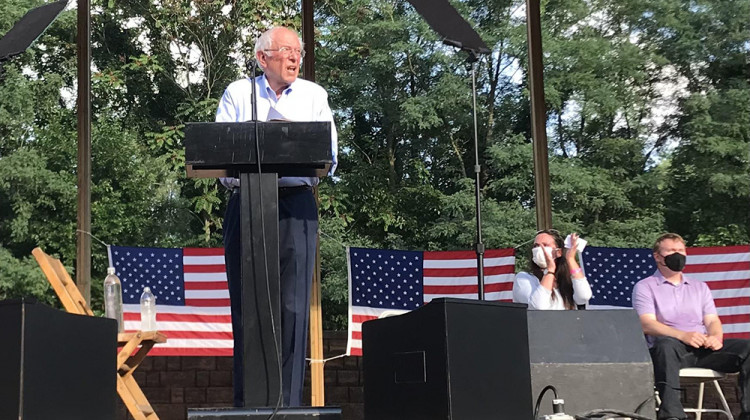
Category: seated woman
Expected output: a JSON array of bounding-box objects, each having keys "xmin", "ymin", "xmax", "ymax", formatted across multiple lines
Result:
[{"xmin": 513, "ymin": 229, "xmax": 592, "ymax": 310}]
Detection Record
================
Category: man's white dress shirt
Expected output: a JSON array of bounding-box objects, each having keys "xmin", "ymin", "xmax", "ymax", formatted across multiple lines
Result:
[{"xmin": 215, "ymin": 75, "xmax": 338, "ymax": 188}]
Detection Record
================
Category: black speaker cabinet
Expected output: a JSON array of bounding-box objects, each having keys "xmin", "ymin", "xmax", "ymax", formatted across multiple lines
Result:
[
  {"xmin": 0, "ymin": 300, "xmax": 117, "ymax": 420},
  {"xmin": 363, "ymin": 298, "xmax": 533, "ymax": 420},
  {"xmin": 362, "ymin": 298, "xmax": 655, "ymax": 420},
  {"xmin": 527, "ymin": 310, "xmax": 655, "ymax": 417},
  {"xmin": 187, "ymin": 407, "xmax": 342, "ymax": 419}
]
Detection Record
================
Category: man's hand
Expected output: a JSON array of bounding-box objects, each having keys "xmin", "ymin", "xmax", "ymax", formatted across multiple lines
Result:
[
  {"xmin": 680, "ymin": 331, "xmax": 707, "ymax": 348},
  {"xmin": 704, "ymin": 335, "xmax": 723, "ymax": 350}
]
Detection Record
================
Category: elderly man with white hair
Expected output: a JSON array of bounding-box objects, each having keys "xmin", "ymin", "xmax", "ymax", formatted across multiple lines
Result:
[{"xmin": 215, "ymin": 26, "xmax": 338, "ymax": 408}]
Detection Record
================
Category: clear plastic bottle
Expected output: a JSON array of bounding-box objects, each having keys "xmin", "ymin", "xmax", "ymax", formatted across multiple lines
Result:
[
  {"xmin": 140, "ymin": 287, "xmax": 157, "ymax": 331},
  {"xmin": 103, "ymin": 267, "xmax": 124, "ymax": 333}
]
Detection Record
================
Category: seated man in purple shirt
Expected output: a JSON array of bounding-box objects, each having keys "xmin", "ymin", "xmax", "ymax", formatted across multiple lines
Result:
[{"xmin": 633, "ymin": 233, "xmax": 750, "ymax": 420}]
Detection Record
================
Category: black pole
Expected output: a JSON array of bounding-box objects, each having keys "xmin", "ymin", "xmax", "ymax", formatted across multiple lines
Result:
[{"xmin": 468, "ymin": 57, "xmax": 485, "ymax": 300}]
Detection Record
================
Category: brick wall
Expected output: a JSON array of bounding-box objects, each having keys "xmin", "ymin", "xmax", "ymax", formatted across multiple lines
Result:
[
  {"xmin": 119, "ymin": 331, "xmax": 741, "ymax": 420},
  {"xmin": 314, "ymin": 331, "xmax": 364, "ymax": 419},
  {"xmin": 116, "ymin": 331, "xmax": 362, "ymax": 420},
  {"xmin": 681, "ymin": 374, "xmax": 742, "ymax": 419},
  {"xmin": 117, "ymin": 354, "xmax": 235, "ymax": 419}
]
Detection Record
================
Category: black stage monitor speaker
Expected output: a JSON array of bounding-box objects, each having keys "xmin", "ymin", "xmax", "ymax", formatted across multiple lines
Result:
[
  {"xmin": 362, "ymin": 298, "xmax": 533, "ymax": 420},
  {"xmin": 527, "ymin": 309, "xmax": 655, "ymax": 417},
  {"xmin": 362, "ymin": 298, "xmax": 655, "ymax": 420},
  {"xmin": 187, "ymin": 407, "xmax": 342, "ymax": 419},
  {"xmin": 0, "ymin": 299, "xmax": 117, "ymax": 420}
]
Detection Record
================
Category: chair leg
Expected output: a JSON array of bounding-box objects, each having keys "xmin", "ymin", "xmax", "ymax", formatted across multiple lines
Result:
[
  {"xmin": 117, "ymin": 374, "xmax": 159, "ymax": 420},
  {"xmin": 117, "ymin": 375, "xmax": 148, "ymax": 420},
  {"xmin": 712, "ymin": 380, "xmax": 734, "ymax": 420},
  {"xmin": 696, "ymin": 382, "xmax": 704, "ymax": 420}
]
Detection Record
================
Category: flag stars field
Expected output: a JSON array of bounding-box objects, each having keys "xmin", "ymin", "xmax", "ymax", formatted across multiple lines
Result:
[
  {"xmin": 346, "ymin": 245, "xmax": 748, "ymax": 356},
  {"xmin": 109, "ymin": 246, "xmax": 232, "ymax": 356},
  {"xmin": 346, "ymin": 246, "xmax": 515, "ymax": 355},
  {"xmin": 582, "ymin": 246, "xmax": 749, "ymax": 335}
]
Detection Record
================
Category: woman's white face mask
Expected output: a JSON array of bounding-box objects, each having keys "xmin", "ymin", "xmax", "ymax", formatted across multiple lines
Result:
[{"xmin": 532, "ymin": 246, "xmax": 555, "ymax": 268}]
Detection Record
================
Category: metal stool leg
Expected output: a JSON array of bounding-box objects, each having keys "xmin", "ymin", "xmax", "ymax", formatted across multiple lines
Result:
[
  {"xmin": 712, "ymin": 380, "xmax": 734, "ymax": 420},
  {"xmin": 696, "ymin": 382, "xmax": 704, "ymax": 420}
]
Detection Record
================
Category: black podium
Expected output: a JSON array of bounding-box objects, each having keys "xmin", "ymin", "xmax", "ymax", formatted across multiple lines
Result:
[
  {"xmin": 362, "ymin": 298, "xmax": 654, "ymax": 420},
  {"xmin": 184, "ymin": 122, "xmax": 339, "ymax": 417},
  {"xmin": 0, "ymin": 300, "xmax": 116, "ymax": 420}
]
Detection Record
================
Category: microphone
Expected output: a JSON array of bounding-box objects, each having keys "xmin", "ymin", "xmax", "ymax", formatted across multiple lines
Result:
[{"xmin": 248, "ymin": 57, "xmax": 258, "ymax": 122}]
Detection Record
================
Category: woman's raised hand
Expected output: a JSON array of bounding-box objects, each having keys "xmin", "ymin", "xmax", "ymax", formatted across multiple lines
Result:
[{"xmin": 566, "ymin": 232, "xmax": 580, "ymax": 262}]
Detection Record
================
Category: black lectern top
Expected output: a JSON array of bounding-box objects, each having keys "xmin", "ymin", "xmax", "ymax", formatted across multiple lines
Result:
[{"xmin": 184, "ymin": 121, "xmax": 333, "ymax": 178}]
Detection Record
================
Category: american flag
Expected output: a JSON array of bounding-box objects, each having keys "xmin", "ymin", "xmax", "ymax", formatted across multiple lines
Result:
[
  {"xmin": 582, "ymin": 245, "xmax": 750, "ymax": 339},
  {"xmin": 108, "ymin": 246, "xmax": 233, "ymax": 356},
  {"xmin": 346, "ymin": 247, "xmax": 516, "ymax": 356}
]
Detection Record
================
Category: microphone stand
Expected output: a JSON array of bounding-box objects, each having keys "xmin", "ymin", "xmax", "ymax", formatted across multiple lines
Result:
[
  {"xmin": 248, "ymin": 59, "xmax": 259, "ymax": 122},
  {"xmin": 403, "ymin": 0, "xmax": 492, "ymax": 300},
  {"xmin": 445, "ymin": 42, "xmax": 487, "ymax": 300},
  {"xmin": 467, "ymin": 51, "xmax": 486, "ymax": 300}
]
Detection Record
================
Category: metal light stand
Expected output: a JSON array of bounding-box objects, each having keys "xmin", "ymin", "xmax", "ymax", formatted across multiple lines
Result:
[
  {"xmin": 466, "ymin": 51, "xmax": 486, "ymax": 300},
  {"xmin": 403, "ymin": 0, "xmax": 492, "ymax": 300}
]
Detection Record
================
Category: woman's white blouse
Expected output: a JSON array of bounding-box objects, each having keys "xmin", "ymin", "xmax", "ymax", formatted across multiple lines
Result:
[{"xmin": 512, "ymin": 271, "xmax": 592, "ymax": 310}]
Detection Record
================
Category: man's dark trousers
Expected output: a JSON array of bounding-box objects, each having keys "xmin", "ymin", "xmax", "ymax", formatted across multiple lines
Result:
[
  {"xmin": 223, "ymin": 187, "xmax": 318, "ymax": 408},
  {"xmin": 650, "ymin": 336, "xmax": 750, "ymax": 419}
]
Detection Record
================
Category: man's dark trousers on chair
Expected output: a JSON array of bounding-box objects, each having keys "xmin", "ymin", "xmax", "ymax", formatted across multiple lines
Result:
[
  {"xmin": 651, "ymin": 336, "xmax": 750, "ymax": 419},
  {"xmin": 223, "ymin": 187, "xmax": 318, "ymax": 408}
]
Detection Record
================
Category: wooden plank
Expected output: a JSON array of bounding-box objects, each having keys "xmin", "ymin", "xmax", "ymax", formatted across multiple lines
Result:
[
  {"xmin": 32, "ymin": 247, "xmax": 92, "ymax": 315},
  {"xmin": 118, "ymin": 331, "xmax": 166, "ymax": 345},
  {"xmin": 117, "ymin": 333, "xmax": 142, "ymax": 369},
  {"xmin": 117, "ymin": 375, "xmax": 149, "ymax": 420},
  {"xmin": 309, "ymin": 187, "xmax": 325, "ymax": 406},
  {"xmin": 186, "ymin": 164, "xmax": 226, "ymax": 179},
  {"xmin": 121, "ymin": 373, "xmax": 157, "ymax": 419}
]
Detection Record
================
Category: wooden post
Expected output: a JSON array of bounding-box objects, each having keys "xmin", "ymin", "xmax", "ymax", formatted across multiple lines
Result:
[
  {"xmin": 525, "ymin": 0, "xmax": 552, "ymax": 230},
  {"xmin": 309, "ymin": 204, "xmax": 325, "ymax": 407},
  {"xmin": 302, "ymin": 0, "xmax": 315, "ymax": 82},
  {"xmin": 303, "ymin": 0, "xmax": 325, "ymax": 406},
  {"xmin": 76, "ymin": 0, "xmax": 92, "ymax": 302}
]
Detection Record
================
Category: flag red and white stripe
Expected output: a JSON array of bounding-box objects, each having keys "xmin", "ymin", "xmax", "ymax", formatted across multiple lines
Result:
[
  {"xmin": 422, "ymin": 249, "xmax": 516, "ymax": 302},
  {"xmin": 346, "ymin": 247, "xmax": 515, "ymax": 356},
  {"xmin": 684, "ymin": 245, "xmax": 750, "ymax": 339},
  {"xmin": 121, "ymin": 247, "xmax": 233, "ymax": 356},
  {"xmin": 583, "ymin": 244, "xmax": 749, "ymax": 338}
]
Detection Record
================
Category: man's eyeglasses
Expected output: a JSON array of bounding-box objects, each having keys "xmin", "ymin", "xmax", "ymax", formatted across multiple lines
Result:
[{"xmin": 264, "ymin": 47, "xmax": 305, "ymax": 58}]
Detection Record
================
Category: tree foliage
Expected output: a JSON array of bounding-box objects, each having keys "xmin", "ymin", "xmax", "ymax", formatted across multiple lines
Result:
[{"xmin": 0, "ymin": 0, "xmax": 746, "ymax": 327}]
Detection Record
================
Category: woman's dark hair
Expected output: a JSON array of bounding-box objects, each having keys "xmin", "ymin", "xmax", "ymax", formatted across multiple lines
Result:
[{"xmin": 528, "ymin": 229, "xmax": 576, "ymax": 310}]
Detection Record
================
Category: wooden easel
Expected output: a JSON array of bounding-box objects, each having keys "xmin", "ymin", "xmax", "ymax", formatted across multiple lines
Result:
[{"xmin": 33, "ymin": 247, "xmax": 167, "ymax": 420}]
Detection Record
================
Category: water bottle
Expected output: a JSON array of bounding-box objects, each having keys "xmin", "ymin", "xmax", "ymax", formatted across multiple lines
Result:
[
  {"xmin": 140, "ymin": 287, "xmax": 157, "ymax": 331},
  {"xmin": 103, "ymin": 267, "xmax": 124, "ymax": 333}
]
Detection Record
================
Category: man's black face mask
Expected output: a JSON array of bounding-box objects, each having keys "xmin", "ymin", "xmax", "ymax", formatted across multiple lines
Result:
[{"xmin": 663, "ymin": 252, "xmax": 686, "ymax": 272}]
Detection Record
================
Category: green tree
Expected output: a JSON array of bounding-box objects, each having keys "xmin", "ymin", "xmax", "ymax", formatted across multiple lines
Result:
[
  {"xmin": 623, "ymin": 0, "xmax": 750, "ymax": 244},
  {"xmin": 666, "ymin": 88, "xmax": 750, "ymax": 245}
]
